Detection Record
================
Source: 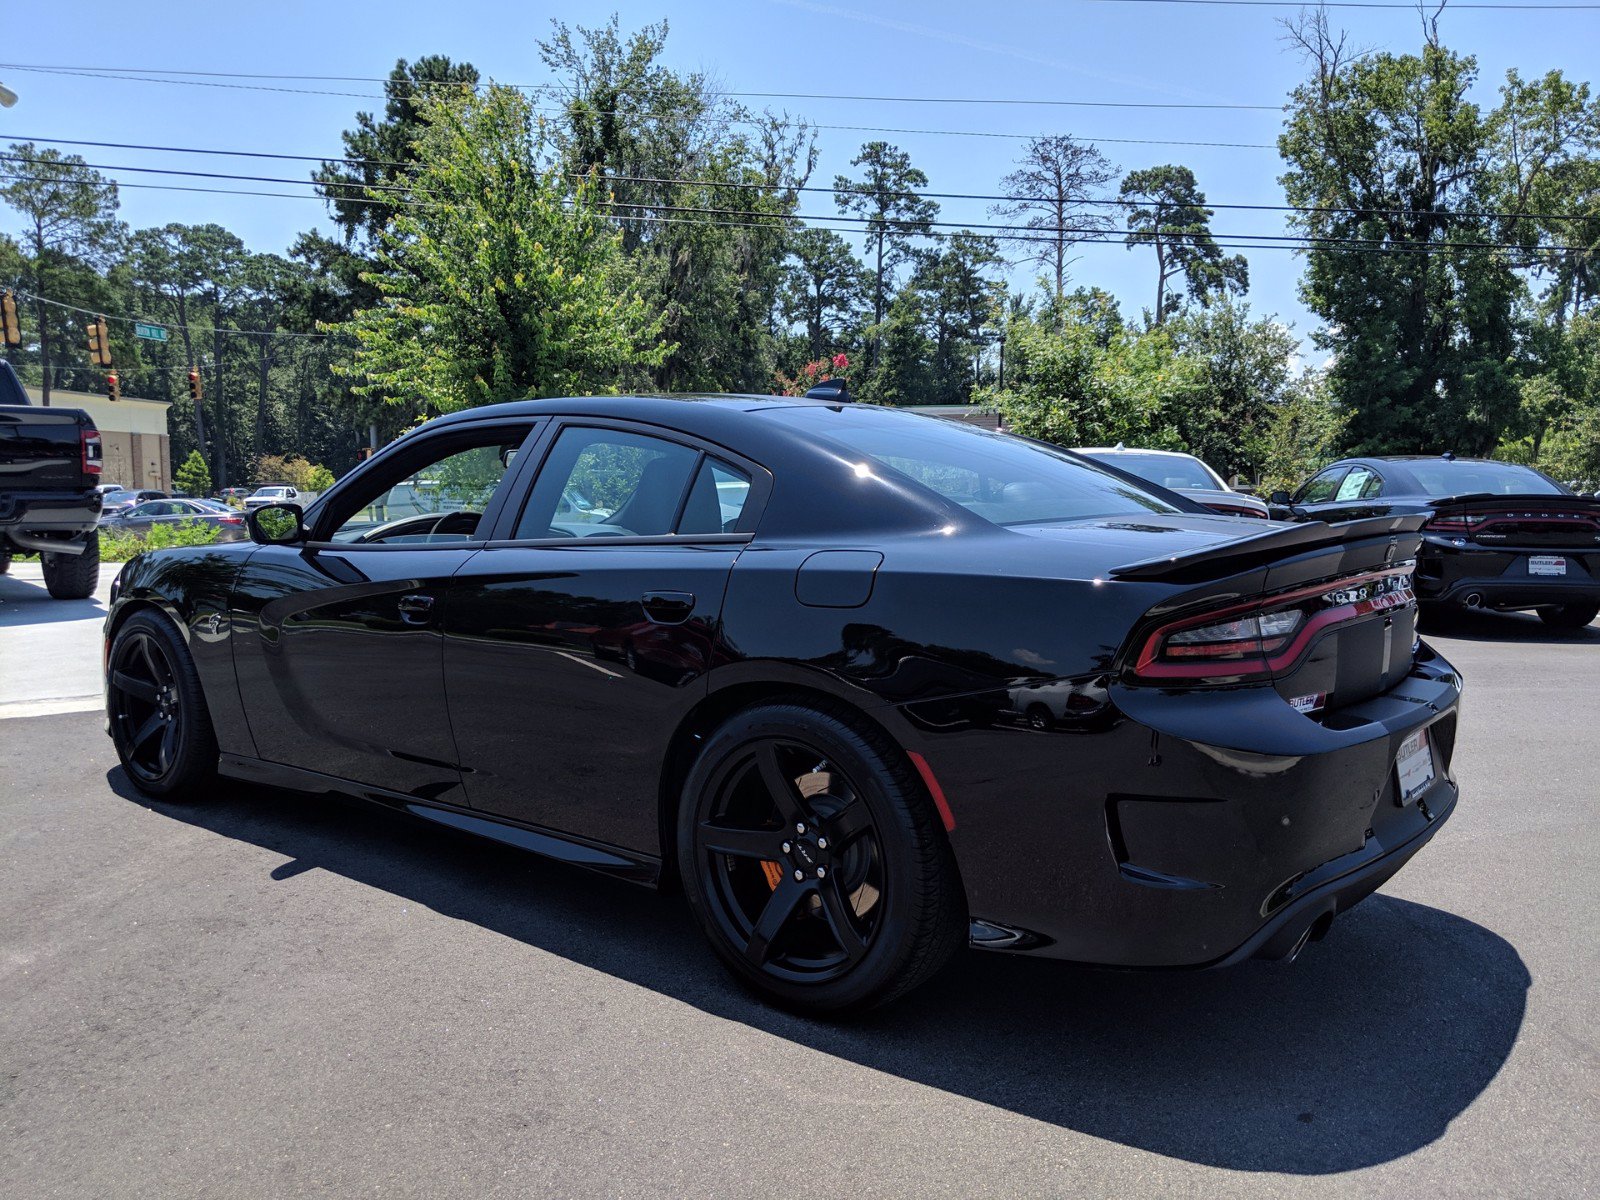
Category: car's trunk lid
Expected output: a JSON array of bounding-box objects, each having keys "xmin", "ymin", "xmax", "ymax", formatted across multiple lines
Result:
[
  {"xmin": 1116, "ymin": 516, "xmax": 1425, "ymax": 714},
  {"xmin": 1427, "ymin": 492, "xmax": 1600, "ymax": 550}
]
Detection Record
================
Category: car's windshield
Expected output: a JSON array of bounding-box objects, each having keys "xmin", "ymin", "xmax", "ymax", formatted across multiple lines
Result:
[
  {"xmin": 1080, "ymin": 451, "xmax": 1222, "ymax": 491},
  {"xmin": 768, "ymin": 407, "xmax": 1182, "ymax": 526},
  {"xmin": 1405, "ymin": 461, "xmax": 1564, "ymax": 497}
]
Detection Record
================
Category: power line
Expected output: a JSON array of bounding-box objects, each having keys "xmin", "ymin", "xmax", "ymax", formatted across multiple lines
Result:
[
  {"xmin": 10, "ymin": 134, "xmax": 1599, "ymax": 224},
  {"xmin": 10, "ymin": 286, "xmax": 341, "ymax": 341},
  {"xmin": 1077, "ymin": 0, "xmax": 1600, "ymax": 7},
  {"xmin": 1, "ymin": 165, "xmax": 1585, "ymax": 257},
  {"xmin": 0, "ymin": 61, "xmax": 1287, "ymax": 110}
]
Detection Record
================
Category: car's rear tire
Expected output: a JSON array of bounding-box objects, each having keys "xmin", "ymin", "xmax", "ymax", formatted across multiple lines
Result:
[
  {"xmin": 41, "ymin": 531, "xmax": 99, "ymax": 599},
  {"xmin": 677, "ymin": 701, "xmax": 965, "ymax": 1015},
  {"xmin": 1538, "ymin": 601, "xmax": 1600, "ymax": 629},
  {"xmin": 107, "ymin": 609, "xmax": 218, "ymax": 801}
]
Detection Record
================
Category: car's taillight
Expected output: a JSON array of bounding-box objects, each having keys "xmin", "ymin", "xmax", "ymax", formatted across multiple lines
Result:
[
  {"xmin": 220, "ymin": 515, "xmax": 243, "ymax": 525},
  {"xmin": 1129, "ymin": 564, "xmax": 1415, "ymax": 685},
  {"xmin": 81, "ymin": 429, "xmax": 103, "ymax": 476},
  {"xmin": 1423, "ymin": 513, "xmax": 1475, "ymax": 533}
]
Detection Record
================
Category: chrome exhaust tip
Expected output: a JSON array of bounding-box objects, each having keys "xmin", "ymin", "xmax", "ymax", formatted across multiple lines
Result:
[{"xmin": 1463, "ymin": 593, "xmax": 1484, "ymax": 609}]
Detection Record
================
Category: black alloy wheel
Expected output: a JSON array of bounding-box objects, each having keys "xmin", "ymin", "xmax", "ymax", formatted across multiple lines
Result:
[
  {"xmin": 679, "ymin": 702, "xmax": 964, "ymax": 1014},
  {"xmin": 108, "ymin": 610, "xmax": 217, "ymax": 799},
  {"xmin": 1538, "ymin": 601, "xmax": 1600, "ymax": 629}
]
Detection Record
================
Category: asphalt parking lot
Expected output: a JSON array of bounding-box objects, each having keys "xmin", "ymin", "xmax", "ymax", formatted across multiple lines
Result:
[{"xmin": 1, "ymin": 562, "xmax": 1596, "ymax": 1198}]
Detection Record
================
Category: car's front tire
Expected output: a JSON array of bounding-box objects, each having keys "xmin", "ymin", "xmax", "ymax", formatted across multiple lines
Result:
[
  {"xmin": 107, "ymin": 609, "xmax": 218, "ymax": 800},
  {"xmin": 677, "ymin": 701, "xmax": 965, "ymax": 1015},
  {"xmin": 41, "ymin": 531, "xmax": 99, "ymax": 599},
  {"xmin": 1538, "ymin": 601, "xmax": 1600, "ymax": 629}
]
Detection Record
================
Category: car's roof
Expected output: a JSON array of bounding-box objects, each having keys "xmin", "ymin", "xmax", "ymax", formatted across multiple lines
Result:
[{"xmin": 428, "ymin": 393, "xmax": 831, "ymax": 425}]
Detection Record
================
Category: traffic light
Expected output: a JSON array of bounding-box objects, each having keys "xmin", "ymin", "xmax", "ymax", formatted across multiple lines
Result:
[
  {"xmin": 86, "ymin": 316, "xmax": 112, "ymax": 367},
  {"xmin": 187, "ymin": 368, "xmax": 203, "ymax": 405},
  {"xmin": 106, "ymin": 372, "xmax": 121, "ymax": 402},
  {"xmin": 1, "ymin": 290, "xmax": 20, "ymax": 347}
]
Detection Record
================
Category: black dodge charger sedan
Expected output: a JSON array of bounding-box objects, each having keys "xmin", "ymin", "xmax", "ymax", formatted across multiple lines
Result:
[
  {"xmin": 1273, "ymin": 455, "xmax": 1600, "ymax": 627},
  {"xmin": 103, "ymin": 395, "xmax": 1463, "ymax": 1012}
]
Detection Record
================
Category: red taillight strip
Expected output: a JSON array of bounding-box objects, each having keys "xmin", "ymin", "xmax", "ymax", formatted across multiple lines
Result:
[
  {"xmin": 907, "ymin": 751, "xmax": 956, "ymax": 832},
  {"xmin": 1132, "ymin": 564, "xmax": 1415, "ymax": 681}
]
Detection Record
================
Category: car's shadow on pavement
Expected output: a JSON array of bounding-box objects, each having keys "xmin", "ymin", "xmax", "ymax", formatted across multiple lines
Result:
[{"xmin": 110, "ymin": 770, "xmax": 1530, "ymax": 1176}]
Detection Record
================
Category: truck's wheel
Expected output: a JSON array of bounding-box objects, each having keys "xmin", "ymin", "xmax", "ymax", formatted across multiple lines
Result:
[
  {"xmin": 41, "ymin": 531, "xmax": 100, "ymax": 600},
  {"xmin": 0, "ymin": 546, "xmax": 11, "ymax": 575}
]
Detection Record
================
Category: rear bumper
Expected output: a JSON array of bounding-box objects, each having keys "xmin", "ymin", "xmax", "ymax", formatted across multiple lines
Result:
[
  {"xmin": 902, "ymin": 648, "xmax": 1464, "ymax": 968},
  {"xmin": 0, "ymin": 489, "xmax": 101, "ymax": 553},
  {"xmin": 1417, "ymin": 537, "xmax": 1600, "ymax": 608}
]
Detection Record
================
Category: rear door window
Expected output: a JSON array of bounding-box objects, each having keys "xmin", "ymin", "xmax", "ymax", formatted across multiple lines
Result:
[
  {"xmin": 516, "ymin": 428, "xmax": 701, "ymax": 539},
  {"xmin": 1297, "ymin": 468, "xmax": 1349, "ymax": 504}
]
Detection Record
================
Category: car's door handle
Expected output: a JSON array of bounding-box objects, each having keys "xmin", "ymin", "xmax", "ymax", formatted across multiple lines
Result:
[
  {"xmin": 398, "ymin": 593, "xmax": 436, "ymax": 624},
  {"xmin": 642, "ymin": 590, "xmax": 695, "ymax": 625}
]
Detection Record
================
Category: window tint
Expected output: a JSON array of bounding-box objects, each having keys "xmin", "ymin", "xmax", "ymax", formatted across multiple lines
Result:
[
  {"xmin": 1296, "ymin": 468, "xmax": 1348, "ymax": 504},
  {"xmin": 1084, "ymin": 452, "xmax": 1220, "ymax": 491},
  {"xmin": 1334, "ymin": 466, "xmax": 1375, "ymax": 502},
  {"xmin": 1403, "ymin": 461, "xmax": 1564, "ymax": 497},
  {"xmin": 516, "ymin": 428, "xmax": 700, "ymax": 539},
  {"xmin": 764, "ymin": 406, "xmax": 1181, "ymax": 526},
  {"xmin": 328, "ymin": 431, "xmax": 526, "ymax": 544},
  {"xmin": 679, "ymin": 458, "xmax": 751, "ymax": 535}
]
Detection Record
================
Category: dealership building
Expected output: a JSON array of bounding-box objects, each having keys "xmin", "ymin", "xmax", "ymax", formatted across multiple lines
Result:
[{"xmin": 21, "ymin": 385, "xmax": 173, "ymax": 492}]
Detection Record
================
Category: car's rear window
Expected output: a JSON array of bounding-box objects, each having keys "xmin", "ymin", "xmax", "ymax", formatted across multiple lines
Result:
[
  {"xmin": 1080, "ymin": 451, "xmax": 1220, "ymax": 491},
  {"xmin": 767, "ymin": 406, "xmax": 1181, "ymax": 525},
  {"xmin": 1404, "ymin": 462, "xmax": 1564, "ymax": 497}
]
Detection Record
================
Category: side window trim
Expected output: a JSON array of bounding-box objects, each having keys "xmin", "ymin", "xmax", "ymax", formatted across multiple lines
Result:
[
  {"xmin": 304, "ymin": 419, "xmax": 544, "ymax": 549},
  {"xmin": 1295, "ymin": 466, "xmax": 1348, "ymax": 505},
  {"xmin": 491, "ymin": 416, "xmax": 773, "ymax": 546}
]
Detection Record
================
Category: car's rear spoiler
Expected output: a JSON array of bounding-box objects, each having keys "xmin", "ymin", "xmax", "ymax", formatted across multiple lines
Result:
[
  {"xmin": 1427, "ymin": 492, "xmax": 1600, "ymax": 511},
  {"xmin": 1110, "ymin": 514, "xmax": 1427, "ymax": 583}
]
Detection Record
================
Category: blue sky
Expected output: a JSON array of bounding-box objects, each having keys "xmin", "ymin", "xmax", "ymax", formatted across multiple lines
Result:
[{"xmin": 4, "ymin": 0, "xmax": 1599, "ymax": 354}]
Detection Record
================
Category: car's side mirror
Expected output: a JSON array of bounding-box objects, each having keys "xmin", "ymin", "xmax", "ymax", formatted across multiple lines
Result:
[
  {"xmin": 248, "ymin": 502, "xmax": 305, "ymax": 545},
  {"xmin": 1268, "ymin": 490, "xmax": 1293, "ymax": 506}
]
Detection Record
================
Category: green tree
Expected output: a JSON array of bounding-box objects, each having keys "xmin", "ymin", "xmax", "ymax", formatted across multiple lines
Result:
[
  {"xmin": 991, "ymin": 135, "xmax": 1118, "ymax": 306},
  {"xmin": 1166, "ymin": 300, "xmax": 1300, "ymax": 480},
  {"xmin": 910, "ymin": 232, "xmax": 1006, "ymax": 405},
  {"xmin": 174, "ymin": 449, "xmax": 212, "ymax": 496},
  {"xmin": 0, "ymin": 145, "xmax": 123, "ymax": 405},
  {"xmin": 539, "ymin": 17, "xmax": 814, "ymax": 392},
  {"xmin": 1256, "ymin": 369, "xmax": 1350, "ymax": 495},
  {"xmin": 835, "ymin": 142, "xmax": 940, "ymax": 342},
  {"xmin": 1279, "ymin": 10, "xmax": 1523, "ymax": 455},
  {"xmin": 1120, "ymin": 164, "xmax": 1246, "ymax": 324},
  {"xmin": 314, "ymin": 55, "xmax": 482, "ymax": 246},
  {"xmin": 780, "ymin": 228, "xmax": 868, "ymax": 361},
  {"xmin": 981, "ymin": 302, "xmax": 1205, "ymax": 447},
  {"xmin": 331, "ymin": 84, "xmax": 666, "ymax": 416},
  {"xmin": 859, "ymin": 289, "xmax": 934, "ymax": 407}
]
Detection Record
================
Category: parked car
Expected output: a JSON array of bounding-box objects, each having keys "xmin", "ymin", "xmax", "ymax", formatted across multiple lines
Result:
[
  {"xmin": 104, "ymin": 394, "xmax": 1461, "ymax": 1013},
  {"xmin": 215, "ymin": 487, "xmax": 253, "ymax": 507},
  {"xmin": 99, "ymin": 497, "xmax": 249, "ymax": 542},
  {"xmin": 100, "ymin": 488, "xmax": 169, "ymax": 516},
  {"xmin": 244, "ymin": 484, "xmax": 303, "ymax": 509},
  {"xmin": 1272, "ymin": 455, "xmax": 1600, "ymax": 627},
  {"xmin": 1075, "ymin": 445, "xmax": 1270, "ymax": 518},
  {"xmin": 0, "ymin": 359, "xmax": 104, "ymax": 596}
]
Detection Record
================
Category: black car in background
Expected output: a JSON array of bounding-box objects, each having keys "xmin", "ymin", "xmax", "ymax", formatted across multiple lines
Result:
[
  {"xmin": 1273, "ymin": 455, "xmax": 1600, "ymax": 627},
  {"xmin": 104, "ymin": 395, "xmax": 1461, "ymax": 1012}
]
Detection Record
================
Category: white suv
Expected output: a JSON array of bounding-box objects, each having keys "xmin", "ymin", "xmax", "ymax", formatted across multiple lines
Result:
[{"xmin": 244, "ymin": 485, "xmax": 301, "ymax": 509}]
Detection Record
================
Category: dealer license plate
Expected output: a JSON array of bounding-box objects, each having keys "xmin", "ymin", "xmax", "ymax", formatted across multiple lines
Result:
[
  {"xmin": 1396, "ymin": 729, "xmax": 1435, "ymax": 805},
  {"xmin": 1529, "ymin": 555, "xmax": 1568, "ymax": 576}
]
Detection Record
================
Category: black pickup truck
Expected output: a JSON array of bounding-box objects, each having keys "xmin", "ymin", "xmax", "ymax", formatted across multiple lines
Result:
[{"xmin": 0, "ymin": 360, "xmax": 104, "ymax": 598}]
